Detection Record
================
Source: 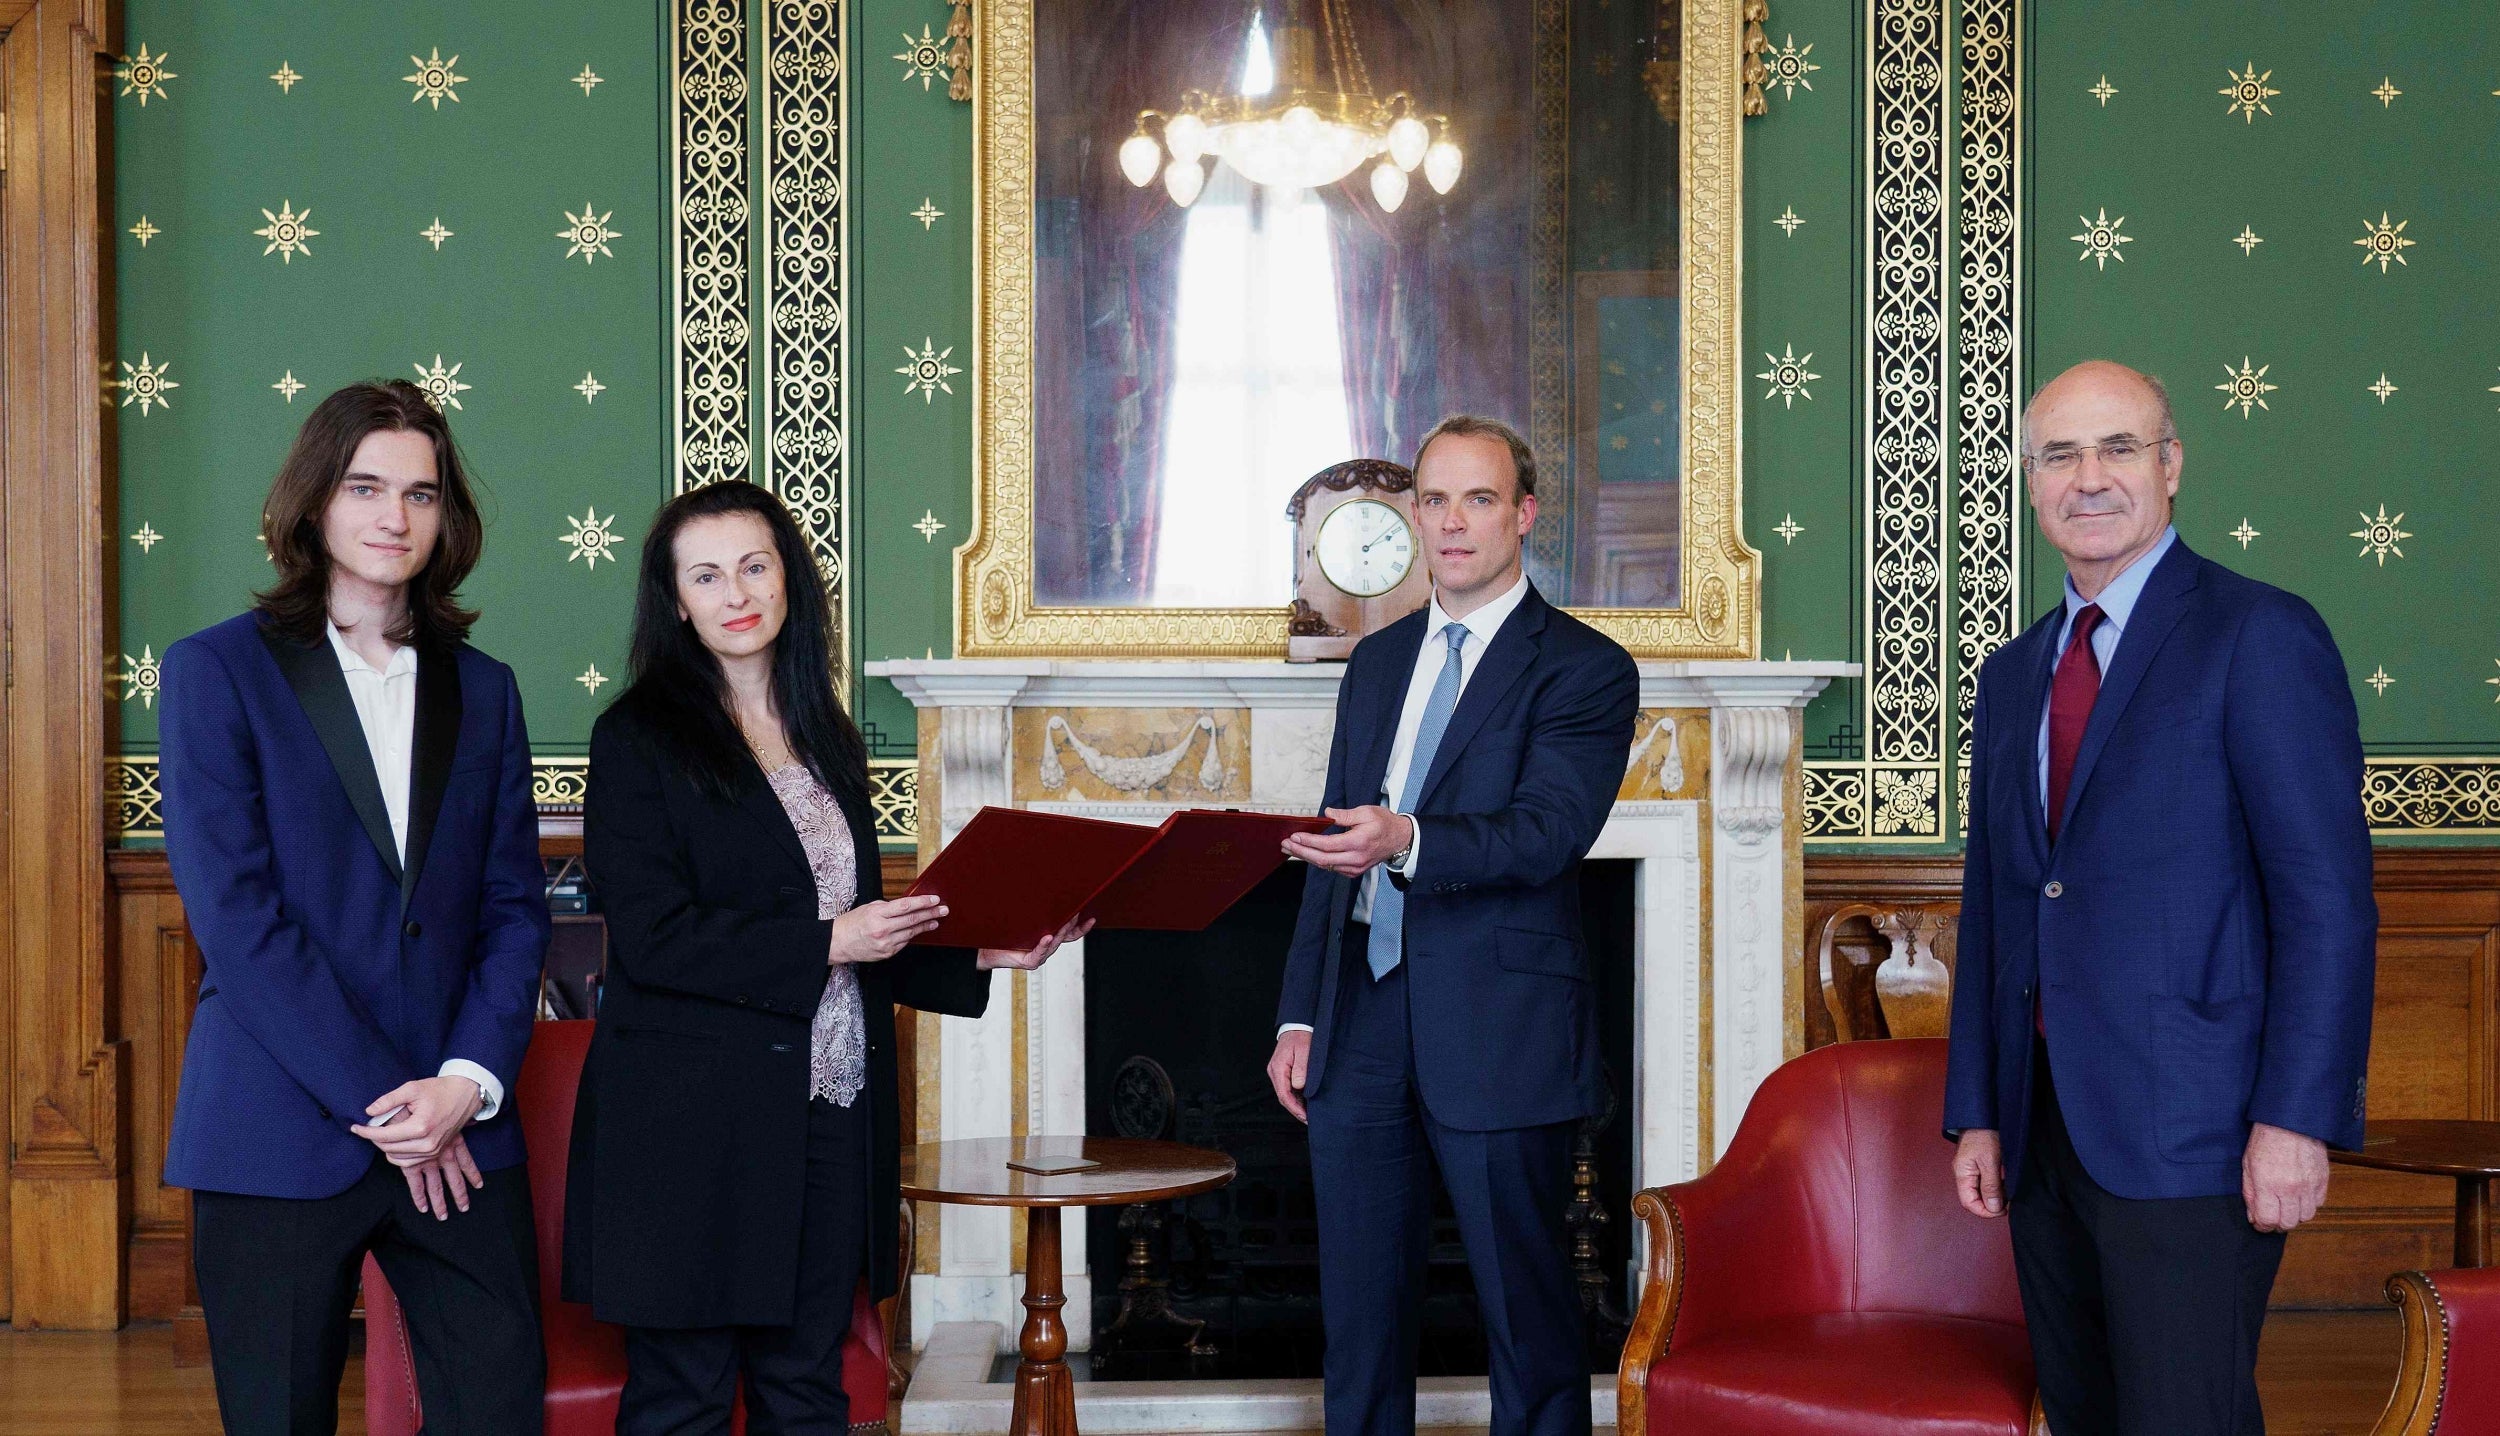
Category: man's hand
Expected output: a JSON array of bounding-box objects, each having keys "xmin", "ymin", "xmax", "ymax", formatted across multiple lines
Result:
[
  {"xmin": 1954, "ymin": 1129, "xmax": 2006, "ymax": 1218},
  {"xmin": 351, "ymin": 1075, "xmax": 483, "ymax": 1165},
  {"xmin": 979, "ymin": 915, "xmax": 1095, "ymax": 971},
  {"xmin": 1282, "ymin": 806, "xmax": 1413, "ymax": 878},
  {"xmin": 2243, "ymin": 1122, "xmax": 2330, "ymax": 1233},
  {"xmin": 400, "ymin": 1134, "xmax": 487, "ymax": 1221},
  {"xmin": 1267, "ymin": 1030, "xmax": 1312, "ymax": 1123}
]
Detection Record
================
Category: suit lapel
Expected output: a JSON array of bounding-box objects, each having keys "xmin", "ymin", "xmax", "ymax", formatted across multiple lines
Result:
[
  {"xmin": 399, "ymin": 642, "xmax": 464, "ymax": 904},
  {"xmin": 1412, "ymin": 585, "xmax": 1549, "ymax": 811},
  {"xmin": 2017, "ymin": 610, "xmax": 2062, "ymax": 860},
  {"xmin": 259, "ymin": 623, "xmax": 402, "ymax": 884},
  {"xmin": 734, "ymin": 757, "xmax": 816, "ymax": 877},
  {"xmin": 1348, "ymin": 611, "xmax": 1427, "ymax": 807},
  {"xmin": 2051, "ymin": 542, "xmax": 2202, "ymax": 843}
]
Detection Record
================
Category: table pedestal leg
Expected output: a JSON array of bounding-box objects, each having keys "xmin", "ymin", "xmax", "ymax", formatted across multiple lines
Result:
[
  {"xmin": 1010, "ymin": 1207, "xmax": 1079, "ymax": 1436},
  {"xmin": 2460, "ymin": 1176, "xmax": 2491, "ymax": 1269}
]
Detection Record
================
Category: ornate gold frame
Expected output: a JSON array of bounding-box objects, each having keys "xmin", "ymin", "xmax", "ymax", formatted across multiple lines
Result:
[{"xmin": 955, "ymin": 0, "xmax": 1758, "ymax": 658}]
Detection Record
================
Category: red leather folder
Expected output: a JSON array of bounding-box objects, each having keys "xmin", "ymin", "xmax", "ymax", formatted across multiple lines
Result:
[{"xmin": 904, "ymin": 806, "xmax": 1329, "ymax": 952}]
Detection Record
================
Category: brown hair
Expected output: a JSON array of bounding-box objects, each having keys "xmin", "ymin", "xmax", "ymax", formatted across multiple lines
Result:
[
  {"xmin": 253, "ymin": 379, "xmax": 484, "ymax": 647},
  {"xmin": 1413, "ymin": 414, "xmax": 1538, "ymax": 498}
]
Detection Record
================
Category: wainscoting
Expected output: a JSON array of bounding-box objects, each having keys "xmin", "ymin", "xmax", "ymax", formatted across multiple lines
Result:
[{"xmin": 1806, "ymin": 850, "xmax": 2500, "ymax": 1308}]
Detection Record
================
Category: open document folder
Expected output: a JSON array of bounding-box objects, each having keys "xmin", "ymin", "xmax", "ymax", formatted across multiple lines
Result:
[{"xmin": 903, "ymin": 805, "xmax": 1331, "ymax": 952}]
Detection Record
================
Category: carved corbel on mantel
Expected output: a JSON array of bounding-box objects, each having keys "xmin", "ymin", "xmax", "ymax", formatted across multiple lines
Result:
[{"xmin": 1710, "ymin": 706, "xmax": 1790, "ymax": 847}]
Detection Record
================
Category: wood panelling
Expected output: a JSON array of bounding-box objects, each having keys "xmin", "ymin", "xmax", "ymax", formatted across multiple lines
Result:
[{"xmin": 1803, "ymin": 849, "xmax": 2500, "ymax": 1309}]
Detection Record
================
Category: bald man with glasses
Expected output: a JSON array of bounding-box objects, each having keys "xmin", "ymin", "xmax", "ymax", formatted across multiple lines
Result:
[{"xmin": 1943, "ymin": 360, "xmax": 2376, "ymax": 1435}]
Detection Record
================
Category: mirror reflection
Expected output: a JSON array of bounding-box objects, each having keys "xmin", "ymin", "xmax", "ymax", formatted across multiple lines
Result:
[{"xmin": 1031, "ymin": 0, "xmax": 1683, "ymax": 610}]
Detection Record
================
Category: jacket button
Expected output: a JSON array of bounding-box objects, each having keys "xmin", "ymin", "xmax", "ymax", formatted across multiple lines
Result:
[
  {"xmin": 403, "ymin": 919, "xmax": 423, "ymax": 938},
  {"xmin": 2043, "ymin": 881, "xmax": 2064, "ymax": 899},
  {"xmin": 736, "ymin": 996, "xmax": 750, "ymax": 1006}
]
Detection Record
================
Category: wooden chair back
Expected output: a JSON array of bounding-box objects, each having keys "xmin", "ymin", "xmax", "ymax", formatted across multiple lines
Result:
[{"xmin": 1817, "ymin": 901, "xmax": 1961, "ymax": 1042}]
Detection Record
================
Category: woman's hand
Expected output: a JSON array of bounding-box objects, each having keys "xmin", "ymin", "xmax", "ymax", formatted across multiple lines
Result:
[
  {"xmin": 978, "ymin": 914, "xmax": 1095, "ymax": 971},
  {"xmin": 830, "ymin": 895, "xmax": 948, "ymax": 965}
]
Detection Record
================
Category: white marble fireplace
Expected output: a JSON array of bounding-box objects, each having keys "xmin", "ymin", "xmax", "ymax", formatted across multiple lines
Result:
[{"xmin": 868, "ymin": 656, "xmax": 1849, "ymax": 1386}]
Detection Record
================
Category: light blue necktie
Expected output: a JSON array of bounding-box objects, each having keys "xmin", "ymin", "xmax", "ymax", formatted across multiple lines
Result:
[{"xmin": 1367, "ymin": 623, "xmax": 1469, "ymax": 980}]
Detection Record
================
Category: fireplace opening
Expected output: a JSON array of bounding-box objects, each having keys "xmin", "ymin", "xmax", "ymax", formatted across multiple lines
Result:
[{"xmin": 1081, "ymin": 858, "xmax": 1638, "ymax": 1381}]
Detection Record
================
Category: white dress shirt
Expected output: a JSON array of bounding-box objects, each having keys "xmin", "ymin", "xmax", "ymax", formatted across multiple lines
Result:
[
  {"xmin": 1280, "ymin": 574, "xmax": 1531, "ymax": 1037},
  {"xmin": 325, "ymin": 622, "xmax": 504, "ymax": 1122},
  {"xmin": 2035, "ymin": 525, "xmax": 2175, "ymax": 809}
]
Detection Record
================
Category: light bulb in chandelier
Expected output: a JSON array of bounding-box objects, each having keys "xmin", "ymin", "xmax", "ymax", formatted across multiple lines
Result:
[
  {"xmin": 1370, "ymin": 159, "xmax": 1409, "ymax": 212},
  {"xmin": 1386, "ymin": 115, "xmax": 1430, "ymax": 172},
  {"xmin": 1163, "ymin": 110, "xmax": 1210, "ymax": 166},
  {"xmin": 1164, "ymin": 156, "xmax": 1207, "ymax": 207},
  {"xmin": 1118, "ymin": 131, "xmax": 1163, "ymax": 188},
  {"xmin": 1423, "ymin": 139, "xmax": 1464, "ymax": 195}
]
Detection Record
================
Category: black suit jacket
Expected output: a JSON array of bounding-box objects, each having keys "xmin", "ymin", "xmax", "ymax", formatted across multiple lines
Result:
[{"xmin": 560, "ymin": 701, "xmax": 990, "ymax": 1329}]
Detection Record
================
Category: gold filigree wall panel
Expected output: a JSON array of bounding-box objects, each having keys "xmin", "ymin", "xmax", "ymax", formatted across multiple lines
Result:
[
  {"xmin": 869, "ymin": 758, "xmax": 921, "ymax": 846},
  {"xmin": 1008, "ymin": 709, "xmax": 1251, "ymax": 804},
  {"xmin": 674, "ymin": 0, "xmax": 754, "ymax": 492},
  {"xmin": 1952, "ymin": 0, "xmax": 2021, "ymax": 815},
  {"xmin": 956, "ymin": 0, "xmax": 1758, "ymax": 659}
]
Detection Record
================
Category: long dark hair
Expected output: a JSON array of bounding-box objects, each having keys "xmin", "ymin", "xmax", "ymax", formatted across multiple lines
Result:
[
  {"xmin": 614, "ymin": 481, "xmax": 867, "ymax": 805},
  {"xmin": 254, "ymin": 380, "xmax": 484, "ymax": 647}
]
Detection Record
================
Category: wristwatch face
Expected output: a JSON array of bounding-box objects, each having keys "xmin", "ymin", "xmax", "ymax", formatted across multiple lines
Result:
[{"xmin": 1314, "ymin": 498, "xmax": 1416, "ymax": 598}]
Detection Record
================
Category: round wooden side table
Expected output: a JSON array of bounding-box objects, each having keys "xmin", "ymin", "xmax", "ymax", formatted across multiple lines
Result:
[
  {"xmin": 2328, "ymin": 1120, "xmax": 2500, "ymax": 1268},
  {"xmin": 900, "ymin": 1136, "xmax": 1236, "ymax": 1436}
]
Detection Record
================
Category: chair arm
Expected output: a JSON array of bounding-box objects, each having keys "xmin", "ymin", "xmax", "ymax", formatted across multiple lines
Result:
[
  {"xmin": 1615, "ymin": 1187, "xmax": 1686, "ymax": 1436},
  {"xmin": 2370, "ymin": 1270, "xmax": 2449, "ymax": 1436},
  {"xmin": 2370, "ymin": 1266, "xmax": 2500, "ymax": 1436}
]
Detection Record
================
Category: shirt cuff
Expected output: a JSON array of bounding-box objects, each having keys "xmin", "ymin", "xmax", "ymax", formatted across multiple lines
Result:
[
  {"xmin": 438, "ymin": 1059, "xmax": 503, "ymax": 1123},
  {"xmin": 1277, "ymin": 1023, "xmax": 1315, "ymax": 1036},
  {"xmin": 1388, "ymin": 814, "xmax": 1421, "ymax": 876}
]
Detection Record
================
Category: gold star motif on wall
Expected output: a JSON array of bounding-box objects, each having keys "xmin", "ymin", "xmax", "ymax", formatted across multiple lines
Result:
[
  {"xmin": 897, "ymin": 339, "xmax": 961, "ymax": 402},
  {"xmin": 2371, "ymin": 77, "xmax": 2402, "ymax": 107},
  {"xmin": 411, "ymin": 355, "xmax": 470, "ymax": 411},
  {"xmin": 1774, "ymin": 206, "xmax": 1804, "ymax": 237},
  {"xmin": 912, "ymin": 199, "xmax": 945, "ymax": 229},
  {"xmin": 118, "ymin": 353, "xmax": 177, "ymax": 414},
  {"xmin": 2355, "ymin": 213, "xmax": 2414, "ymax": 272},
  {"xmin": 116, "ymin": 45, "xmax": 176, "ymax": 105},
  {"xmin": 2220, "ymin": 63, "xmax": 2278, "ymax": 122},
  {"xmin": 421, "ymin": 218, "xmax": 454, "ymax": 250},
  {"xmin": 2232, "ymin": 226, "xmax": 2264, "ymax": 256},
  {"xmin": 2368, "ymin": 373, "xmax": 2398, "ymax": 403},
  {"xmin": 557, "ymin": 204, "xmax": 620, "ymax": 263},
  {"xmin": 2215, "ymin": 357, "xmax": 2276, "ymax": 417},
  {"xmin": 1764, "ymin": 36, "xmax": 1819, "ymax": 101},
  {"xmin": 270, "ymin": 62, "xmax": 301, "ymax": 93},
  {"xmin": 895, "ymin": 27, "xmax": 949, "ymax": 90},
  {"xmin": 1775, "ymin": 514, "xmax": 1804, "ymax": 544},
  {"xmin": 273, "ymin": 370, "xmax": 306, "ymax": 402},
  {"xmin": 574, "ymin": 372, "xmax": 605, "ymax": 403},
  {"xmin": 2071, "ymin": 209, "xmax": 2132, "ymax": 270},
  {"xmin": 2486, "ymin": 661, "xmax": 2500, "ymax": 703},
  {"xmin": 131, "ymin": 523, "xmax": 163, "ymax": 554},
  {"xmin": 2088, "ymin": 75, "xmax": 2117, "ymax": 106},
  {"xmin": 116, "ymin": 647, "xmax": 162, "ymax": 708},
  {"xmin": 405, "ymin": 49, "xmax": 466, "ymax": 108},
  {"xmin": 572, "ymin": 65, "xmax": 603, "ymax": 96},
  {"xmin": 2230, "ymin": 518, "xmax": 2260, "ymax": 548},
  {"xmin": 561, "ymin": 508, "xmax": 621, "ymax": 567},
  {"xmin": 577, "ymin": 664, "xmax": 608, "ymax": 696},
  {"xmin": 1756, "ymin": 346, "xmax": 1820, "ymax": 408},
  {"xmin": 913, "ymin": 510, "xmax": 948, "ymax": 542},
  {"xmin": 129, "ymin": 216, "xmax": 161, "ymax": 247},
  {"xmin": 253, "ymin": 201, "xmax": 319, "ymax": 263},
  {"xmin": 2365, "ymin": 666, "xmax": 2395, "ymax": 696},
  {"xmin": 2350, "ymin": 505, "xmax": 2411, "ymax": 565}
]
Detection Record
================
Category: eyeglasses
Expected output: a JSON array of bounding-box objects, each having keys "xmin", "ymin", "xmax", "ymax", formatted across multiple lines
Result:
[{"xmin": 2023, "ymin": 437, "xmax": 2175, "ymax": 477}]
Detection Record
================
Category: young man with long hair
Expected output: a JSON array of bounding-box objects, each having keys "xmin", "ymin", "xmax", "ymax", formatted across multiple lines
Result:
[{"xmin": 160, "ymin": 379, "xmax": 549, "ymax": 1433}]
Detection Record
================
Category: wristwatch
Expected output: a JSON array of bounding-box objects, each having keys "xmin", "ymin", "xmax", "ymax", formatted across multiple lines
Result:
[{"xmin": 1389, "ymin": 814, "xmax": 1416, "ymax": 870}]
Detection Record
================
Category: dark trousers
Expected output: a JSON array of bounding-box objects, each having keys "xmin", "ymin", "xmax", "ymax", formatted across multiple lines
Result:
[
  {"xmin": 619, "ymin": 1093, "xmax": 870, "ymax": 1436},
  {"xmin": 2012, "ymin": 1041, "xmax": 2286, "ymax": 1436},
  {"xmin": 1305, "ymin": 931, "xmax": 1589, "ymax": 1436},
  {"xmin": 192, "ymin": 1150, "xmax": 543, "ymax": 1436}
]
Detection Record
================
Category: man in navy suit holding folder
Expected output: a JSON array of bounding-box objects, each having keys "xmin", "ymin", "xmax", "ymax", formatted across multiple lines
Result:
[
  {"xmin": 1945, "ymin": 361, "xmax": 2376, "ymax": 1435},
  {"xmin": 1269, "ymin": 416, "xmax": 1638, "ymax": 1436}
]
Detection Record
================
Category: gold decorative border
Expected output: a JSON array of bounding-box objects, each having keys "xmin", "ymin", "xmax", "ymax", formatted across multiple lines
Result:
[
  {"xmin": 869, "ymin": 757, "xmax": 920, "ymax": 847},
  {"xmin": 672, "ymin": 0, "xmax": 754, "ymax": 493},
  {"xmin": 955, "ymin": 0, "xmax": 1758, "ymax": 658},
  {"xmin": 2363, "ymin": 759, "xmax": 2500, "ymax": 836},
  {"xmin": 532, "ymin": 756, "xmax": 591, "ymax": 813},
  {"xmin": 107, "ymin": 754, "xmax": 596, "ymax": 840},
  {"xmin": 1953, "ymin": 0, "xmax": 2022, "ymax": 826}
]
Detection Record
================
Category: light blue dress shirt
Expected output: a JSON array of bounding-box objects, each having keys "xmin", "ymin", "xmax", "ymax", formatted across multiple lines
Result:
[{"xmin": 2036, "ymin": 525, "xmax": 2177, "ymax": 809}]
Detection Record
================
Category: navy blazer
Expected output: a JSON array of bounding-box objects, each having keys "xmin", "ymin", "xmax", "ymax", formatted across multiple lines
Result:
[
  {"xmin": 1275, "ymin": 582, "xmax": 1639, "ymax": 1131},
  {"xmin": 1942, "ymin": 541, "xmax": 2376, "ymax": 1201},
  {"xmin": 161, "ymin": 612, "xmax": 550, "ymax": 1200}
]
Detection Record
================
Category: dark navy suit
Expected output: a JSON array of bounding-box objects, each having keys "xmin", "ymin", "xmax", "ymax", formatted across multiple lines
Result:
[
  {"xmin": 161, "ymin": 611, "xmax": 549, "ymax": 1432},
  {"xmin": 1279, "ymin": 583, "xmax": 1637, "ymax": 1436},
  {"xmin": 1944, "ymin": 539, "xmax": 2375, "ymax": 1433}
]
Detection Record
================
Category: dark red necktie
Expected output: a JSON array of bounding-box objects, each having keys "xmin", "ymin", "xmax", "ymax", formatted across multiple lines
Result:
[{"xmin": 2045, "ymin": 604, "xmax": 2105, "ymax": 844}]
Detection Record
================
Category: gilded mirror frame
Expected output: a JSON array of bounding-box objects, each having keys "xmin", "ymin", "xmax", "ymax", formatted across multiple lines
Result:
[{"xmin": 955, "ymin": 0, "xmax": 1757, "ymax": 658}]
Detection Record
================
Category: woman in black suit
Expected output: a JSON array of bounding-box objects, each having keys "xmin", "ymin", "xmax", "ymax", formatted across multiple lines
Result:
[{"xmin": 563, "ymin": 481, "xmax": 1082, "ymax": 1434}]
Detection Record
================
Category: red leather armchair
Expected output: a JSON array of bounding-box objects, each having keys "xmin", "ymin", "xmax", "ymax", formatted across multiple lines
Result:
[
  {"xmin": 362, "ymin": 1020, "xmax": 892, "ymax": 1436},
  {"xmin": 2369, "ymin": 1267, "xmax": 2500, "ymax": 1435},
  {"xmin": 1618, "ymin": 1038, "xmax": 2038, "ymax": 1436}
]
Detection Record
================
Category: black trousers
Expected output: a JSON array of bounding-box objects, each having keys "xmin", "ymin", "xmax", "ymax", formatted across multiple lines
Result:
[
  {"xmin": 1305, "ymin": 928, "xmax": 1590, "ymax": 1436},
  {"xmin": 191, "ymin": 1151, "xmax": 543, "ymax": 1436},
  {"xmin": 2011, "ymin": 1041, "xmax": 2286, "ymax": 1436},
  {"xmin": 619, "ymin": 1093, "xmax": 871, "ymax": 1436}
]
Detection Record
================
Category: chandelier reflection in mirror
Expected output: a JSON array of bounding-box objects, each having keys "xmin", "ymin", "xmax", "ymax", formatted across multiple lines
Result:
[{"xmin": 1116, "ymin": 0, "xmax": 1465, "ymax": 213}]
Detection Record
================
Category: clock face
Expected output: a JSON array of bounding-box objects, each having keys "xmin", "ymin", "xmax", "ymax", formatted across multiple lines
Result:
[{"xmin": 1314, "ymin": 498, "xmax": 1416, "ymax": 599}]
